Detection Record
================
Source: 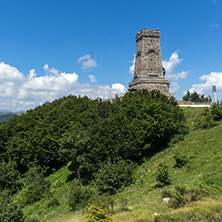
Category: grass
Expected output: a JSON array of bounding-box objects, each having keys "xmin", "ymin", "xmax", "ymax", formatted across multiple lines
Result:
[{"xmin": 19, "ymin": 107, "xmax": 222, "ymax": 221}]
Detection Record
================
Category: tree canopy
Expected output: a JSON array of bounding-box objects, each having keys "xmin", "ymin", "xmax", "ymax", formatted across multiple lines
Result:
[{"xmin": 0, "ymin": 90, "xmax": 187, "ymax": 185}]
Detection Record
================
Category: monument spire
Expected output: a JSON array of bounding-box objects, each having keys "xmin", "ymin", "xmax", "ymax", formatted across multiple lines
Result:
[{"xmin": 129, "ymin": 28, "xmax": 171, "ymax": 96}]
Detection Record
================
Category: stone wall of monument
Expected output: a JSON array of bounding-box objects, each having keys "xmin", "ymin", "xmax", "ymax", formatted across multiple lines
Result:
[{"xmin": 129, "ymin": 28, "xmax": 171, "ymax": 96}]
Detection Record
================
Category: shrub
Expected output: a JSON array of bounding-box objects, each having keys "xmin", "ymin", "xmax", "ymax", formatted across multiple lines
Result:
[
  {"xmin": 173, "ymin": 152, "xmax": 188, "ymax": 168},
  {"xmin": 22, "ymin": 180, "xmax": 51, "ymax": 205},
  {"xmin": 211, "ymin": 102, "xmax": 222, "ymax": 121},
  {"xmin": 201, "ymin": 171, "xmax": 222, "ymax": 191},
  {"xmin": 155, "ymin": 163, "xmax": 171, "ymax": 187},
  {"xmin": 94, "ymin": 159, "xmax": 135, "ymax": 194},
  {"xmin": 162, "ymin": 185, "xmax": 209, "ymax": 209},
  {"xmin": 195, "ymin": 108, "xmax": 217, "ymax": 129},
  {"xmin": 86, "ymin": 205, "xmax": 114, "ymax": 222},
  {"xmin": 0, "ymin": 189, "xmax": 24, "ymax": 222},
  {"xmin": 0, "ymin": 160, "xmax": 21, "ymax": 193},
  {"xmin": 88, "ymin": 193, "xmax": 115, "ymax": 214},
  {"xmin": 68, "ymin": 182, "xmax": 96, "ymax": 210},
  {"xmin": 21, "ymin": 166, "xmax": 51, "ymax": 205},
  {"xmin": 47, "ymin": 198, "xmax": 60, "ymax": 208}
]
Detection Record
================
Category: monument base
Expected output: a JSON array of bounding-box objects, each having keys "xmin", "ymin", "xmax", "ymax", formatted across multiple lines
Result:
[{"xmin": 128, "ymin": 77, "xmax": 172, "ymax": 97}]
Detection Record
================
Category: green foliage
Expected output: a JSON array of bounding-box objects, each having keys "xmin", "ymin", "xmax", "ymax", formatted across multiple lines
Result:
[
  {"xmin": 183, "ymin": 90, "xmax": 208, "ymax": 103},
  {"xmin": 21, "ymin": 167, "xmax": 51, "ymax": 205},
  {"xmin": 155, "ymin": 163, "xmax": 171, "ymax": 187},
  {"xmin": 211, "ymin": 102, "xmax": 222, "ymax": 121},
  {"xmin": 0, "ymin": 190, "xmax": 24, "ymax": 222},
  {"xmin": 201, "ymin": 171, "xmax": 222, "ymax": 191},
  {"xmin": 24, "ymin": 218, "xmax": 40, "ymax": 222},
  {"xmin": 89, "ymin": 193, "xmax": 115, "ymax": 214},
  {"xmin": 47, "ymin": 198, "xmax": 60, "ymax": 209},
  {"xmin": 0, "ymin": 91, "xmax": 187, "ymax": 193},
  {"xmin": 182, "ymin": 90, "xmax": 190, "ymax": 101},
  {"xmin": 195, "ymin": 107, "xmax": 217, "ymax": 129},
  {"xmin": 68, "ymin": 182, "xmax": 96, "ymax": 210},
  {"xmin": 94, "ymin": 159, "xmax": 135, "ymax": 195},
  {"xmin": 86, "ymin": 205, "xmax": 114, "ymax": 222},
  {"xmin": 0, "ymin": 160, "xmax": 21, "ymax": 193},
  {"xmin": 162, "ymin": 185, "xmax": 209, "ymax": 209},
  {"xmin": 173, "ymin": 151, "xmax": 188, "ymax": 168},
  {"xmin": 79, "ymin": 90, "xmax": 187, "ymax": 181}
]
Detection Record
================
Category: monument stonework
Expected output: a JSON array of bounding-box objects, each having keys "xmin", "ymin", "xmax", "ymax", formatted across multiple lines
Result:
[{"xmin": 129, "ymin": 28, "xmax": 171, "ymax": 96}]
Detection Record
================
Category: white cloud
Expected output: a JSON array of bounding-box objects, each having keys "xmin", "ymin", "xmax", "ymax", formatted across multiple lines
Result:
[
  {"xmin": 129, "ymin": 55, "xmax": 135, "ymax": 75},
  {"xmin": 0, "ymin": 62, "xmax": 24, "ymax": 82},
  {"xmin": 89, "ymin": 74, "xmax": 96, "ymax": 82},
  {"xmin": 167, "ymin": 71, "xmax": 189, "ymax": 81},
  {"xmin": 77, "ymin": 54, "xmax": 98, "ymax": 69},
  {"xmin": 0, "ymin": 82, "xmax": 17, "ymax": 98},
  {"xmin": 112, "ymin": 83, "xmax": 126, "ymax": 94},
  {"xmin": 170, "ymin": 82, "xmax": 180, "ymax": 94},
  {"xmin": 162, "ymin": 51, "xmax": 183, "ymax": 74},
  {"xmin": 0, "ymin": 63, "xmax": 126, "ymax": 111},
  {"xmin": 162, "ymin": 51, "xmax": 189, "ymax": 93},
  {"xmin": 189, "ymin": 72, "xmax": 222, "ymax": 94}
]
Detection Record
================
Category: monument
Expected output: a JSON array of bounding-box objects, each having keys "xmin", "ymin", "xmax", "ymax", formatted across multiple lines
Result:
[
  {"xmin": 129, "ymin": 28, "xmax": 171, "ymax": 96},
  {"xmin": 212, "ymin": 84, "xmax": 217, "ymax": 104}
]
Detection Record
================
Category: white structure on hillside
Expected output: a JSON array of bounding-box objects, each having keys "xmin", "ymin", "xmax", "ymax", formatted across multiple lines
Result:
[{"xmin": 212, "ymin": 84, "xmax": 217, "ymax": 104}]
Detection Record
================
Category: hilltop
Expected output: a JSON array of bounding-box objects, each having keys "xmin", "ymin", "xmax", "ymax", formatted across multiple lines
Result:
[
  {"xmin": 1, "ymin": 92, "xmax": 222, "ymax": 221},
  {"xmin": 17, "ymin": 106, "xmax": 222, "ymax": 222}
]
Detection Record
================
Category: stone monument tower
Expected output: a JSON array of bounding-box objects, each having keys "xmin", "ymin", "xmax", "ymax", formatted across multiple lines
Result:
[{"xmin": 129, "ymin": 28, "xmax": 171, "ymax": 96}]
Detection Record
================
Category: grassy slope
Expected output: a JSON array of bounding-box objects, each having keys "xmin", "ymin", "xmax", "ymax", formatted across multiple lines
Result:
[{"xmin": 22, "ymin": 108, "xmax": 222, "ymax": 221}]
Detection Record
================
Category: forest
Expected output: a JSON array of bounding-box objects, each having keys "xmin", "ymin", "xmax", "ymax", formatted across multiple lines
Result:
[{"xmin": 0, "ymin": 90, "xmax": 189, "ymax": 221}]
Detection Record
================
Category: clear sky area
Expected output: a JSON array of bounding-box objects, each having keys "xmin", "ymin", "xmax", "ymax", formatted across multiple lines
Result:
[{"xmin": 0, "ymin": 0, "xmax": 222, "ymax": 111}]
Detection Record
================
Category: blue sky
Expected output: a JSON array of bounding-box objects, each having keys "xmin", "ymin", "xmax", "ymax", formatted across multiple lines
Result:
[{"xmin": 0, "ymin": 0, "xmax": 222, "ymax": 111}]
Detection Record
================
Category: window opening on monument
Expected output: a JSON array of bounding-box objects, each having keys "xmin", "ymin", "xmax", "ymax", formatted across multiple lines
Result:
[{"xmin": 148, "ymin": 49, "xmax": 157, "ymax": 72}]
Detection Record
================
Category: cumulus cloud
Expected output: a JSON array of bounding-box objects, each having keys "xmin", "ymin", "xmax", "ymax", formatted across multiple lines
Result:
[
  {"xmin": 170, "ymin": 82, "xmax": 180, "ymax": 94},
  {"xmin": 129, "ymin": 55, "xmax": 135, "ymax": 75},
  {"xmin": 162, "ymin": 51, "xmax": 183, "ymax": 75},
  {"xmin": 77, "ymin": 54, "xmax": 98, "ymax": 69},
  {"xmin": 112, "ymin": 83, "xmax": 126, "ymax": 94},
  {"xmin": 0, "ymin": 62, "xmax": 126, "ymax": 111},
  {"xmin": 0, "ymin": 62, "xmax": 24, "ymax": 82},
  {"xmin": 88, "ymin": 74, "xmax": 96, "ymax": 82},
  {"xmin": 167, "ymin": 71, "xmax": 189, "ymax": 81},
  {"xmin": 162, "ymin": 51, "xmax": 189, "ymax": 93},
  {"xmin": 189, "ymin": 72, "xmax": 222, "ymax": 94}
]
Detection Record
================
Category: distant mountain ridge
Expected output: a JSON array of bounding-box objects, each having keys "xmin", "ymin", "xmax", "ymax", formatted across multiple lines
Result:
[
  {"xmin": 0, "ymin": 110, "xmax": 25, "ymax": 114},
  {"xmin": 0, "ymin": 109, "xmax": 13, "ymax": 113},
  {"xmin": 0, "ymin": 113, "xmax": 18, "ymax": 123}
]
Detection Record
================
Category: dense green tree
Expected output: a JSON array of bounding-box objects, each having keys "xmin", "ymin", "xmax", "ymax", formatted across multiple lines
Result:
[
  {"xmin": 0, "ymin": 91, "xmax": 187, "ymax": 187},
  {"xmin": 94, "ymin": 159, "xmax": 135, "ymax": 194},
  {"xmin": 182, "ymin": 90, "xmax": 191, "ymax": 101},
  {"xmin": 0, "ymin": 161, "xmax": 21, "ymax": 193},
  {"xmin": 0, "ymin": 190, "xmax": 24, "ymax": 222}
]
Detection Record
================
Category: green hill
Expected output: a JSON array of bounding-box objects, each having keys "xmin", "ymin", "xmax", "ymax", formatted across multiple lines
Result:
[
  {"xmin": 1, "ymin": 93, "xmax": 222, "ymax": 222},
  {"xmin": 19, "ymin": 107, "xmax": 222, "ymax": 221}
]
